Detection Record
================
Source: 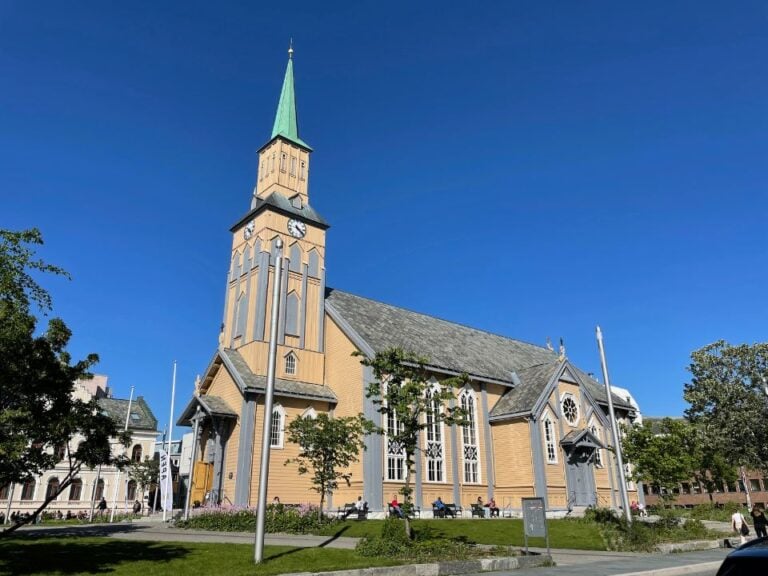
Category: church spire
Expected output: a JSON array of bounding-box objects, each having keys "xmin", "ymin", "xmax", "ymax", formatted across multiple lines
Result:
[{"xmin": 270, "ymin": 43, "xmax": 312, "ymax": 150}]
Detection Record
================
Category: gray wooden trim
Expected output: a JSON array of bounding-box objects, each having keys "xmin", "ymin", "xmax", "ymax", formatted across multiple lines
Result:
[
  {"xmin": 241, "ymin": 263, "xmax": 253, "ymax": 345},
  {"xmin": 229, "ymin": 276, "xmax": 242, "ymax": 347},
  {"xmin": 449, "ymin": 396, "xmax": 460, "ymax": 506},
  {"xmin": 414, "ymin": 430, "xmax": 423, "ymax": 509},
  {"xmin": 234, "ymin": 394, "xmax": 257, "ymax": 505},
  {"xmin": 253, "ymin": 251, "xmax": 270, "ymax": 341},
  {"xmin": 362, "ymin": 366, "xmax": 382, "ymax": 511},
  {"xmin": 530, "ymin": 418, "xmax": 548, "ymax": 508},
  {"xmin": 277, "ymin": 265, "xmax": 288, "ymax": 344},
  {"xmin": 221, "ymin": 271, "xmax": 230, "ymax": 330},
  {"xmin": 212, "ymin": 420, "xmax": 226, "ymax": 503},
  {"xmin": 299, "ymin": 263, "xmax": 308, "ymax": 349},
  {"xmin": 317, "ymin": 269, "xmax": 326, "ymax": 352},
  {"xmin": 480, "ymin": 384, "xmax": 495, "ymax": 499}
]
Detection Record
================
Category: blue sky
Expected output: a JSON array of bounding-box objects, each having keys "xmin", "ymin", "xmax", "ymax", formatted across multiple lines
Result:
[{"xmin": 2, "ymin": 1, "xmax": 766, "ymax": 437}]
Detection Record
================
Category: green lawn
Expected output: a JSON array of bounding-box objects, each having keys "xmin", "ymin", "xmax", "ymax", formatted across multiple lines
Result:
[
  {"xmin": 0, "ymin": 537, "xmax": 403, "ymax": 576},
  {"xmin": 318, "ymin": 518, "xmax": 605, "ymax": 550}
]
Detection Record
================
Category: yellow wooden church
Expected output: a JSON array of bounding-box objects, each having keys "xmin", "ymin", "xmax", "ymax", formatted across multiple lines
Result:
[{"xmin": 178, "ymin": 49, "xmax": 641, "ymax": 516}]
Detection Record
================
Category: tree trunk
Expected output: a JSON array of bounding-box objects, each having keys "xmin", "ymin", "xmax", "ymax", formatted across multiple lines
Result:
[
  {"xmin": 1, "ymin": 466, "xmax": 80, "ymax": 536},
  {"xmin": 403, "ymin": 453, "xmax": 413, "ymax": 540}
]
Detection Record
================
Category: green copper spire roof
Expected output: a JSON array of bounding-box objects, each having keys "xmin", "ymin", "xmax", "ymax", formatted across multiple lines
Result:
[{"xmin": 270, "ymin": 45, "xmax": 312, "ymax": 150}]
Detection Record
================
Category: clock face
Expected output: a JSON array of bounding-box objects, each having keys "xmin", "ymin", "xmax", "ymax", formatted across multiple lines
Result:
[
  {"xmin": 243, "ymin": 221, "xmax": 254, "ymax": 240},
  {"xmin": 287, "ymin": 219, "xmax": 307, "ymax": 238}
]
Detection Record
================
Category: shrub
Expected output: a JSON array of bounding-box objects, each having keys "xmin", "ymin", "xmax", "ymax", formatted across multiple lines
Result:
[{"xmin": 175, "ymin": 503, "xmax": 337, "ymax": 534}]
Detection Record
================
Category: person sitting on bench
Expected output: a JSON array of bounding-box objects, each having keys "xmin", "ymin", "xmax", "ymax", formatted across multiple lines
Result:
[{"xmin": 433, "ymin": 496, "xmax": 454, "ymax": 518}]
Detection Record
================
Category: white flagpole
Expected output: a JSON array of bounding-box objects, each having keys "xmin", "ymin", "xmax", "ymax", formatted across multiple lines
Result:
[
  {"xmin": 596, "ymin": 326, "xmax": 632, "ymax": 523},
  {"xmin": 255, "ymin": 238, "xmax": 284, "ymax": 563},
  {"xmin": 110, "ymin": 385, "xmax": 134, "ymax": 523},
  {"xmin": 163, "ymin": 361, "xmax": 177, "ymax": 522}
]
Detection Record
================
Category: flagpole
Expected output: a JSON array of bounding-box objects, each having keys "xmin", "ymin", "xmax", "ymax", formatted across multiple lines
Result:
[
  {"xmin": 163, "ymin": 361, "xmax": 177, "ymax": 522},
  {"xmin": 110, "ymin": 385, "xmax": 134, "ymax": 523},
  {"xmin": 255, "ymin": 238, "xmax": 284, "ymax": 563},
  {"xmin": 596, "ymin": 326, "xmax": 632, "ymax": 523},
  {"xmin": 153, "ymin": 429, "xmax": 165, "ymax": 514}
]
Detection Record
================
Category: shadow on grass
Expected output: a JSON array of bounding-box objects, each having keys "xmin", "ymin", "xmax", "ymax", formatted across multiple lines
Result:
[
  {"xmin": 0, "ymin": 537, "xmax": 190, "ymax": 575},
  {"xmin": 318, "ymin": 524, "xmax": 350, "ymax": 547}
]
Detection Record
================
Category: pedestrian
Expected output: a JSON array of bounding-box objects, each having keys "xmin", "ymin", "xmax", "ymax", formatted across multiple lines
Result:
[
  {"xmin": 732, "ymin": 507, "xmax": 750, "ymax": 545},
  {"xmin": 97, "ymin": 497, "xmax": 107, "ymax": 519},
  {"xmin": 750, "ymin": 504, "xmax": 767, "ymax": 538},
  {"xmin": 132, "ymin": 500, "xmax": 142, "ymax": 515}
]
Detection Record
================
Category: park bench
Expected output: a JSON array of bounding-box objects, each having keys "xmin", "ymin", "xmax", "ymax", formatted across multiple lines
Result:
[
  {"xmin": 471, "ymin": 503, "xmax": 486, "ymax": 518},
  {"xmin": 338, "ymin": 502, "xmax": 368, "ymax": 520},
  {"xmin": 433, "ymin": 503, "xmax": 460, "ymax": 518},
  {"xmin": 388, "ymin": 503, "xmax": 420, "ymax": 518}
]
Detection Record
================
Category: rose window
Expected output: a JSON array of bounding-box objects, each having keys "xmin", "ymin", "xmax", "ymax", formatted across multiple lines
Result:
[{"xmin": 562, "ymin": 396, "xmax": 579, "ymax": 426}]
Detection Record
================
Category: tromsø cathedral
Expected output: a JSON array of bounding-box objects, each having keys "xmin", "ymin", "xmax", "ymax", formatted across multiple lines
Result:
[{"xmin": 178, "ymin": 50, "xmax": 642, "ymax": 516}]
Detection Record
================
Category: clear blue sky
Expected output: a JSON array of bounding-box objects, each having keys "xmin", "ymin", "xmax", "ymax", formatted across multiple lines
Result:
[{"xmin": 2, "ymin": 1, "xmax": 766, "ymax": 437}]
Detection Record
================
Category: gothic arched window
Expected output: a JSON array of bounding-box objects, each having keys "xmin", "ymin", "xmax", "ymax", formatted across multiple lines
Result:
[
  {"xmin": 285, "ymin": 292, "xmax": 300, "ymax": 336},
  {"xmin": 270, "ymin": 405, "xmax": 285, "ymax": 448},
  {"xmin": 289, "ymin": 243, "xmax": 302, "ymax": 273},
  {"xmin": 542, "ymin": 412, "xmax": 557, "ymax": 464},
  {"xmin": 284, "ymin": 352, "xmax": 297, "ymax": 376},
  {"xmin": 307, "ymin": 249, "xmax": 320, "ymax": 278},
  {"xmin": 425, "ymin": 381, "xmax": 444, "ymax": 482},
  {"xmin": 459, "ymin": 388, "xmax": 480, "ymax": 483}
]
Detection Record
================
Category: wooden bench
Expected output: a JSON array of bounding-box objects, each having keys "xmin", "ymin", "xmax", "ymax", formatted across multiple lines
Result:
[
  {"xmin": 338, "ymin": 503, "xmax": 368, "ymax": 520},
  {"xmin": 433, "ymin": 503, "xmax": 459, "ymax": 518},
  {"xmin": 388, "ymin": 503, "xmax": 420, "ymax": 518},
  {"xmin": 471, "ymin": 503, "xmax": 486, "ymax": 518}
]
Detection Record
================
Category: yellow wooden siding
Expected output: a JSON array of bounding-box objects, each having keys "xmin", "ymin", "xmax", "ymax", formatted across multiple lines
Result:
[{"xmin": 490, "ymin": 420, "xmax": 536, "ymax": 508}]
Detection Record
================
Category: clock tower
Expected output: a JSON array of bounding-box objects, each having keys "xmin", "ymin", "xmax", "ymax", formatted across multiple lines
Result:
[{"xmin": 220, "ymin": 45, "xmax": 329, "ymax": 386}]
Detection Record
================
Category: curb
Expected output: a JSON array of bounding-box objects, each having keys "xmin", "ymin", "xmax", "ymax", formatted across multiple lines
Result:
[
  {"xmin": 654, "ymin": 539, "xmax": 723, "ymax": 553},
  {"xmin": 282, "ymin": 554, "xmax": 552, "ymax": 576},
  {"xmin": 614, "ymin": 561, "xmax": 723, "ymax": 576}
]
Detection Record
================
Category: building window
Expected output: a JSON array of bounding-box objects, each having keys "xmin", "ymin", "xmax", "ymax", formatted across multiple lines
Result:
[
  {"xmin": 46, "ymin": 478, "xmax": 60, "ymax": 501},
  {"xmin": 280, "ymin": 153, "xmax": 287, "ymax": 172},
  {"xmin": 307, "ymin": 249, "xmax": 320, "ymax": 278},
  {"xmin": 290, "ymin": 194, "xmax": 302, "ymax": 209},
  {"xmin": 290, "ymin": 156, "xmax": 296, "ymax": 176},
  {"xmin": 234, "ymin": 292, "xmax": 247, "ymax": 338},
  {"xmin": 300, "ymin": 160, "xmax": 306, "ymax": 180},
  {"xmin": 127, "ymin": 480, "xmax": 137, "ymax": 501},
  {"xmin": 589, "ymin": 421, "xmax": 603, "ymax": 467},
  {"xmin": 284, "ymin": 352, "xmax": 297, "ymax": 375},
  {"xmin": 543, "ymin": 414, "xmax": 557, "ymax": 464},
  {"xmin": 459, "ymin": 389, "xmax": 480, "ymax": 483},
  {"xmin": 68, "ymin": 479, "xmax": 82, "ymax": 501},
  {"xmin": 94, "ymin": 479, "xmax": 104, "ymax": 501},
  {"xmin": 0, "ymin": 484, "xmax": 9, "ymax": 500},
  {"xmin": 561, "ymin": 394, "xmax": 579, "ymax": 426},
  {"xmin": 301, "ymin": 407, "xmax": 317, "ymax": 419},
  {"xmin": 285, "ymin": 292, "xmax": 300, "ymax": 336},
  {"xmin": 289, "ymin": 242, "xmax": 302, "ymax": 273},
  {"xmin": 131, "ymin": 445, "xmax": 143, "ymax": 463},
  {"xmin": 54, "ymin": 443, "xmax": 66, "ymax": 461},
  {"xmin": 21, "ymin": 479, "xmax": 35, "ymax": 500},
  {"xmin": 750, "ymin": 479, "xmax": 762, "ymax": 492},
  {"xmin": 425, "ymin": 382, "xmax": 444, "ymax": 482},
  {"xmin": 270, "ymin": 405, "xmax": 285, "ymax": 448},
  {"xmin": 385, "ymin": 384, "xmax": 406, "ymax": 481}
]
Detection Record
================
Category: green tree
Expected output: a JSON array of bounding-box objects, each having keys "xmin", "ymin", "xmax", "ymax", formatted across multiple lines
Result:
[
  {"xmin": 285, "ymin": 412, "xmax": 373, "ymax": 516},
  {"xmin": 128, "ymin": 457, "xmax": 159, "ymax": 510},
  {"xmin": 360, "ymin": 348, "xmax": 469, "ymax": 539},
  {"xmin": 621, "ymin": 418, "xmax": 699, "ymax": 503},
  {"xmin": 683, "ymin": 340, "xmax": 768, "ymax": 475},
  {"xmin": 0, "ymin": 228, "xmax": 128, "ymax": 534}
]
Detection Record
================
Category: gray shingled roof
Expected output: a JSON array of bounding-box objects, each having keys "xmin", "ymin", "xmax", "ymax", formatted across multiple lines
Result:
[
  {"xmin": 489, "ymin": 361, "xmax": 560, "ymax": 419},
  {"xmin": 98, "ymin": 396, "xmax": 158, "ymax": 431},
  {"xmin": 571, "ymin": 366, "xmax": 634, "ymax": 411},
  {"xmin": 220, "ymin": 348, "xmax": 337, "ymax": 402},
  {"xmin": 325, "ymin": 289, "xmax": 557, "ymax": 385},
  {"xmin": 231, "ymin": 191, "xmax": 329, "ymax": 232}
]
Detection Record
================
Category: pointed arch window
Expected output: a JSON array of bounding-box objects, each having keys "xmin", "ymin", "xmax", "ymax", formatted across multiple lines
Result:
[
  {"xmin": 68, "ymin": 479, "xmax": 82, "ymax": 501},
  {"xmin": 270, "ymin": 404, "xmax": 285, "ymax": 448},
  {"xmin": 231, "ymin": 251, "xmax": 242, "ymax": 281},
  {"xmin": 588, "ymin": 420, "xmax": 603, "ymax": 467},
  {"xmin": 542, "ymin": 412, "xmax": 557, "ymax": 464},
  {"xmin": 425, "ymin": 381, "xmax": 444, "ymax": 482},
  {"xmin": 21, "ymin": 479, "xmax": 35, "ymax": 500},
  {"xmin": 307, "ymin": 249, "xmax": 320, "ymax": 278},
  {"xmin": 234, "ymin": 292, "xmax": 247, "ymax": 338},
  {"xmin": 284, "ymin": 352, "xmax": 297, "ymax": 375},
  {"xmin": 46, "ymin": 477, "xmax": 60, "ymax": 501},
  {"xmin": 285, "ymin": 292, "xmax": 300, "ymax": 336},
  {"xmin": 243, "ymin": 243, "xmax": 251, "ymax": 271},
  {"xmin": 385, "ymin": 384, "xmax": 406, "ymax": 481},
  {"xmin": 289, "ymin": 243, "xmax": 302, "ymax": 273},
  {"xmin": 459, "ymin": 388, "xmax": 480, "ymax": 483}
]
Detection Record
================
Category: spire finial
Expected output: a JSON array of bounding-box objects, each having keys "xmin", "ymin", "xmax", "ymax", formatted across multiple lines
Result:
[{"xmin": 288, "ymin": 38, "xmax": 293, "ymax": 59}]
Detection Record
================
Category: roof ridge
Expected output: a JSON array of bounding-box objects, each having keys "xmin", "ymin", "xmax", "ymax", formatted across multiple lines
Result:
[{"xmin": 326, "ymin": 287, "xmax": 557, "ymax": 356}]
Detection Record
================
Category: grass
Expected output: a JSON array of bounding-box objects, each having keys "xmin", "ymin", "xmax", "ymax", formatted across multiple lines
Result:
[
  {"xmin": 0, "ymin": 536, "xmax": 403, "ymax": 576},
  {"xmin": 318, "ymin": 518, "xmax": 605, "ymax": 550}
]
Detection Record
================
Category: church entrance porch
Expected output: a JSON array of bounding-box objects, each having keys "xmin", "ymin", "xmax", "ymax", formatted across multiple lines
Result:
[{"xmin": 560, "ymin": 428, "xmax": 604, "ymax": 509}]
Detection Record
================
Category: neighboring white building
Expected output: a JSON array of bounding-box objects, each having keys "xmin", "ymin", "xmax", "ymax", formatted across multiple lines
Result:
[{"xmin": 0, "ymin": 375, "xmax": 160, "ymax": 519}]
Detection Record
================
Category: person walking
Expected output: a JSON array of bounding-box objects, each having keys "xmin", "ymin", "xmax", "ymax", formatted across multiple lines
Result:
[
  {"xmin": 732, "ymin": 507, "xmax": 750, "ymax": 545},
  {"xmin": 750, "ymin": 504, "xmax": 767, "ymax": 538}
]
